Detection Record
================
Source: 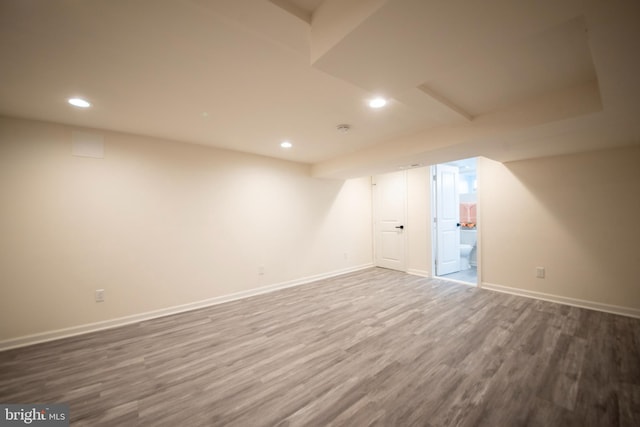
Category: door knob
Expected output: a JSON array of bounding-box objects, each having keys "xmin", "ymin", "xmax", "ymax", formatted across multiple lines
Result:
[
  {"xmin": 456, "ymin": 223, "xmax": 461, "ymax": 227},
  {"xmin": 395, "ymin": 225, "xmax": 404, "ymax": 230}
]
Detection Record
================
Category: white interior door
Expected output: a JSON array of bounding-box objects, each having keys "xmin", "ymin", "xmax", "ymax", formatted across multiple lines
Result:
[
  {"xmin": 435, "ymin": 164, "xmax": 460, "ymax": 275},
  {"xmin": 373, "ymin": 171, "xmax": 407, "ymax": 271}
]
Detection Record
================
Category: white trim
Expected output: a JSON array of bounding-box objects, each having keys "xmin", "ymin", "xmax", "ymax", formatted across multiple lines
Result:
[
  {"xmin": 481, "ymin": 282, "xmax": 640, "ymax": 319},
  {"xmin": 402, "ymin": 170, "xmax": 409, "ymax": 273},
  {"xmin": 407, "ymin": 269, "xmax": 430, "ymax": 278},
  {"xmin": 0, "ymin": 263, "xmax": 374, "ymax": 351},
  {"xmin": 430, "ymin": 165, "xmax": 437, "ymax": 277}
]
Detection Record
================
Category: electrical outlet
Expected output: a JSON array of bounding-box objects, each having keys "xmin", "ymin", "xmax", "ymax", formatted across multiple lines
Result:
[
  {"xmin": 536, "ymin": 267, "xmax": 545, "ymax": 279},
  {"xmin": 95, "ymin": 289, "xmax": 105, "ymax": 302},
  {"xmin": 258, "ymin": 266, "xmax": 265, "ymax": 276}
]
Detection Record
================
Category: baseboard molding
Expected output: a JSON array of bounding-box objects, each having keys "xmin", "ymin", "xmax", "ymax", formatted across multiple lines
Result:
[
  {"xmin": 407, "ymin": 269, "xmax": 430, "ymax": 278},
  {"xmin": 481, "ymin": 282, "xmax": 640, "ymax": 319},
  {"xmin": 0, "ymin": 263, "xmax": 374, "ymax": 351}
]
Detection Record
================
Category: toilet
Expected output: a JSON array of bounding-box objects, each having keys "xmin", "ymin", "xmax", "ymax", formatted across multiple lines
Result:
[{"xmin": 460, "ymin": 229, "xmax": 477, "ymax": 269}]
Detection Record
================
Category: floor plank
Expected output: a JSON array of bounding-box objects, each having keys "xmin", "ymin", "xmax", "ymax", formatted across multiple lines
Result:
[{"xmin": 1, "ymin": 268, "xmax": 638, "ymax": 426}]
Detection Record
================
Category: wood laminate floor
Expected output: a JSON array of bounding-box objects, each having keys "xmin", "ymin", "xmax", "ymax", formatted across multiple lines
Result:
[{"xmin": 1, "ymin": 268, "xmax": 639, "ymax": 426}]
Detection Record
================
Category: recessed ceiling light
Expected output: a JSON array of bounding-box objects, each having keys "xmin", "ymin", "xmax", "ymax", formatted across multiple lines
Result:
[
  {"xmin": 280, "ymin": 141, "xmax": 292, "ymax": 149},
  {"xmin": 368, "ymin": 97, "xmax": 387, "ymax": 108},
  {"xmin": 68, "ymin": 98, "xmax": 91, "ymax": 108}
]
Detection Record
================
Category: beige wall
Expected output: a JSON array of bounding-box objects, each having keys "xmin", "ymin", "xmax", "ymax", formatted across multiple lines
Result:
[
  {"xmin": 4, "ymin": 113, "xmax": 638, "ymax": 343},
  {"xmin": 479, "ymin": 148, "xmax": 640, "ymax": 311},
  {"xmin": 0, "ymin": 116, "xmax": 373, "ymax": 342},
  {"xmin": 407, "ymin": 167, "xmax": 431, "ymax": 276}
]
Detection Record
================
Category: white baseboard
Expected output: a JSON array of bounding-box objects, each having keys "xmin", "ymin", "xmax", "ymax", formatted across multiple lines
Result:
[
  {"xmin": 407, "ymin": 269, "xmax": 430, "ymax": 278},
  {"xmin": 0, "ymin": 263, "xmax": 374, "ymax": 351},
  {"xmin": 481, "ymin": 282, "xmax": 640, "ymax": 319}
]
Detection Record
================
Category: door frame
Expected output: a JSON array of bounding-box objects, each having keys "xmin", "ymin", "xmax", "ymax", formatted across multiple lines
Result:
[{"xmin": 430, "ymin": 161, "xmax": 481, "ymax": 286}]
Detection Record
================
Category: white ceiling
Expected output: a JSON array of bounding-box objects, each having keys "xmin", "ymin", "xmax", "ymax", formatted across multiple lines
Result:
[{"xmin": 1, "ymin": 0, "xmax": 639, "ymax": 178}]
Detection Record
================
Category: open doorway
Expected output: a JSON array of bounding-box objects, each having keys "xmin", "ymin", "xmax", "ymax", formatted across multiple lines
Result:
[{"xmin": 432, "ymin": 158, "xmax": 478, "ymax": 285}]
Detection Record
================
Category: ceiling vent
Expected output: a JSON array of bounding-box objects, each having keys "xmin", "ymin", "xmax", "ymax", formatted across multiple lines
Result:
[{"xmin": 336, "ymin": 124, "xmax": 351, "ymax": 133}]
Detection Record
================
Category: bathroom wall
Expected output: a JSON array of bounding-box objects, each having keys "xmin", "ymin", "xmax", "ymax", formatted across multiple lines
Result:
[
  {"xmin": 0, "ymin": 116, "xmax": 374, "ymax": 344},
  {"xmin": 458, "ymin": 160, "xmax": 477, "ymax": 225},
  {"xmin": 479, "ymin": 147, "xmax": 640, "ymax": 314}
]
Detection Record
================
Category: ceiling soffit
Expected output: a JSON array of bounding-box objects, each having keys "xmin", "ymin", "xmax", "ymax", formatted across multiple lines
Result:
[{"xmin": 1, "ymin": 0, "xmax": 639, "ymax": 177}]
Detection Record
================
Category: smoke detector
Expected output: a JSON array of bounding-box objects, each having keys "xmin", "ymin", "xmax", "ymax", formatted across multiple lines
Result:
[{"xmin": 336, "ymin": 124, "xmax": 351, "ymax": 133}]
